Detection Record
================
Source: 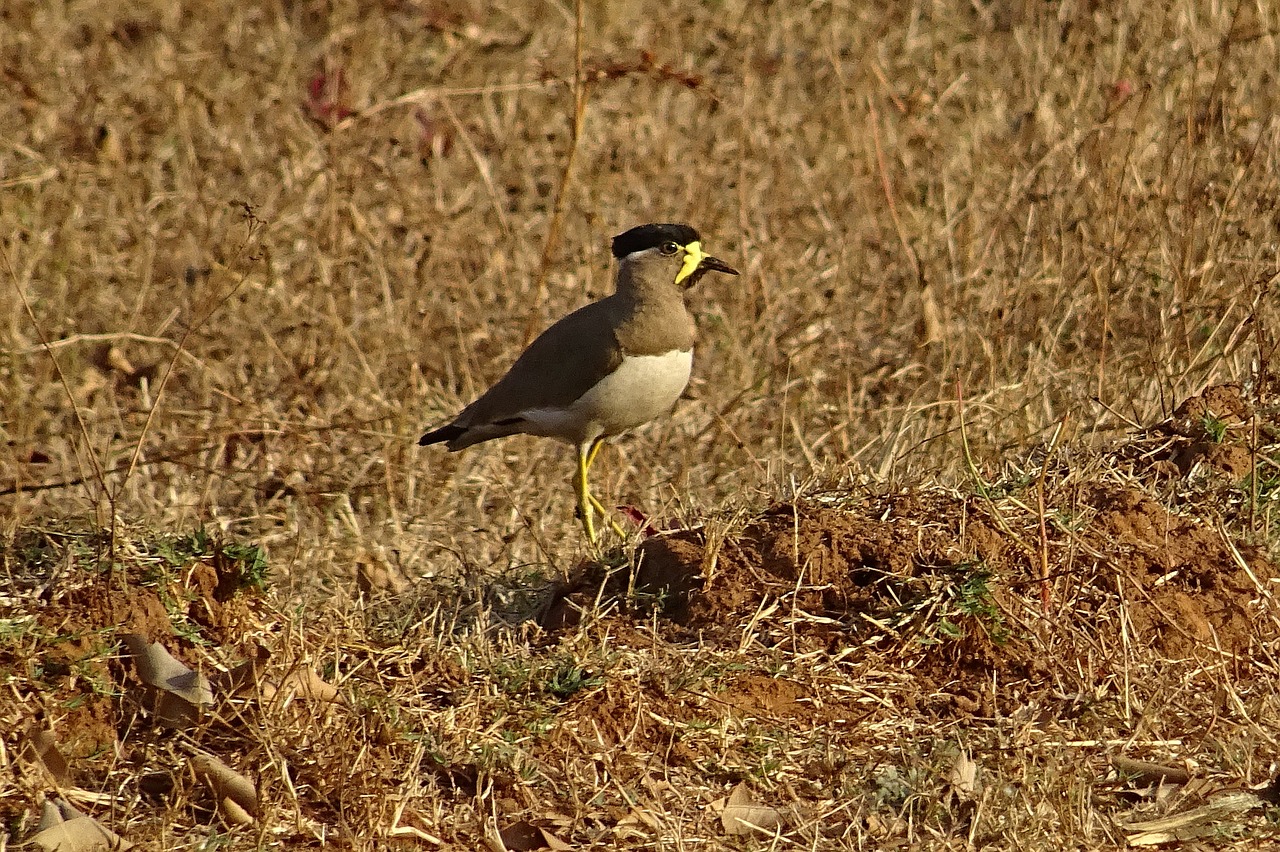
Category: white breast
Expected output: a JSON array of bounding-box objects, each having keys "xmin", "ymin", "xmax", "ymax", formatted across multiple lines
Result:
[{"xmin": 521, "ymin": 349, "xmax": 693, "ymax": 446}]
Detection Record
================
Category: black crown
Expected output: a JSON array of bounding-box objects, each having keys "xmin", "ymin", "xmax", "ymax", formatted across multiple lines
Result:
[{"xmin": 611, "ymin": 223, "xmax": 701, "ymax": 259}]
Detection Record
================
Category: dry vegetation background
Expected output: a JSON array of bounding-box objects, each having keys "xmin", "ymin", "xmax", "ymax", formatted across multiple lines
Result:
[{"xmin": 4, "ymin": 0, "xmax": 1280, "ymax": 849}]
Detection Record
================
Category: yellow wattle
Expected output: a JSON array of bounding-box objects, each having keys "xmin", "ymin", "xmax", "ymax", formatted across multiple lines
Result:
[{"xmin": 675, "ymin": 241, "xmax": 704, "ymax": 285}]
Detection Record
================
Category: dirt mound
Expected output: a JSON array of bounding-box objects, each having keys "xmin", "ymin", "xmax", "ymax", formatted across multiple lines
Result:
[
  {"xmin": 1155, "ymin": 382, "xmax": 1256, "ymax": 477},
  {"xmin": 1081, "ymin": 484, "xmax": 1269, "ymax": 657},
  {"xmin": 0, "ymin": 529, "xmax": 267, "ymax": 763},
  {"xmin": 615, "ymin": 446, "xmax": 1274, "ymax": 701}
]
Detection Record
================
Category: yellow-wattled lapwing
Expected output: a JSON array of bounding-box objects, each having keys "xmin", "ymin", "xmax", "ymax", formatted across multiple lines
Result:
[{"xmin": 418, "ymin": 223, "xmax": 738, "ymax": 543}]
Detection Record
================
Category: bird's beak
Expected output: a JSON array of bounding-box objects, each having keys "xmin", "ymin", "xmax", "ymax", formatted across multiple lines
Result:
[
  {"xmin": 698, "ymin": 255, "xmax": 739, "ymax": 277},
  {"xmin": 676, "ymin": 241, "xmax": 741, "ymax": 288},
  {"xmin": 682, "ymin": 254, "xmax": 739, "ymax": 289}
]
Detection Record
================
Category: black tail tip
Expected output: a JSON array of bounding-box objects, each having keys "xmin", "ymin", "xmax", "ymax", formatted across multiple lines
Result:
[{"xmin": 418, "ymin": 424, "xmax": 464, "ymax": 446}]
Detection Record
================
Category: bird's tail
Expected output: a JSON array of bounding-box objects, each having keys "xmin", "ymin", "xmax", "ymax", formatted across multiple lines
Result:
[{"xmin": 418, "ymin": 424, "xmax": 467, "ymax": 446}]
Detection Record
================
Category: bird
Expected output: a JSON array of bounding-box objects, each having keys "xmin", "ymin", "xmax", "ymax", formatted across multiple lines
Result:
[{"xmin": 418, "ymin": 223, "xmax": 739, "ymax": 544}]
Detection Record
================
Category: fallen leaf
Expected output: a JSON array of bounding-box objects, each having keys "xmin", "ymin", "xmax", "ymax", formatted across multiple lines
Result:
[
  {"xmin": 719, "ymin": 782, "xmax": 781, "ymax": 836},
  {"xmin": 122, "ymin": 634, "xmax": 214, "ymax": 726},
  {"xmin": 948, "ymin": 750, "xmax": 979, "ymax": 800},
  {"xmin": 26, "ymin": 796, "xmax": 132, "ymax": 851},
  {"xmin": 20, "ymin": 725, "xmax": 70, "ymax": 783},
  {"xmin": 245, "ymin": 665, "xmax": 343, "ymax": 701},
  {"xmin": 619, "ymin": 806, "xmax": 662, "ymax": 831},
  {"xmin": 275, "ymin": 668, "xmax": 342, "ymax": 704},
  {"xmin": 487, "ymin": 819, "xmax": 571, "ymax": 851},
  {"xmin": 1122, "ymin": 791, "xmax": 1262, "ymax": 845},
  {"xmin": 191, "ymin": 752, "xmax": 258, "ymax": 825}
]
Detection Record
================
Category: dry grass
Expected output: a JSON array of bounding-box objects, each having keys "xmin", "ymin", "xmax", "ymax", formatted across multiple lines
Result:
[{"xmin": 4, "ymin": 0, "xmax": 1280, "ymax": 848}]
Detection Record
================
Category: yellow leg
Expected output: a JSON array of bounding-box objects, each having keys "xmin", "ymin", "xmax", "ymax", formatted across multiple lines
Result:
[
  {"xmin": 582, "ymin": 439, "xmax": 627, "ymax": 539},
  {"xmin": 585, "ymin": 438, "xmax": 605, "ymax": 469},
  {"xmin": 574, "ymin": 441, "xmax": 597, "ymax": 544},
  {"xmin": 586, "ymin": 492, "xmax": 628, "ymax": 538}
]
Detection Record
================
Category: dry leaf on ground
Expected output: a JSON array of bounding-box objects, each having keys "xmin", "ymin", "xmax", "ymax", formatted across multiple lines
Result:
[
  {"xmin": 272, "ymin": 667, "xmax": 342, "ymax": 704},
  {"xmin": 1121, "ymin": 791, "xmax": 1263, "ymax": 845},
  {"xmin": 25, "ymin": 796, "xmax": 132, "ymax": 851},
  {"xmin": 717, "ymin": 782, "xmax": 782, "ymax": 836},
  {"xmin": 191, "ymin": 752, "xmax": 259, "ymax": 826},
  {"xmin": 20, "ymin": 725, "xmax": 71, "ymax": 784},
  {"xmin": 487, "ymin": 820, "xmax": 572, "ymax": 851},
  {"xmin": 122, "ymin": 633, "xmax": 213, "ymax": 726},
  {"xmin": 949, "ymin": 750, "xmax": 979, "ymax": 800}
]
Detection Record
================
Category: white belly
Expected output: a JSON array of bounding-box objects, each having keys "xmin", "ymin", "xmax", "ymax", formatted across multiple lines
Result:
[{"xmin": 522, "ymin": 349, "xmax": 693, "ymax": 445}]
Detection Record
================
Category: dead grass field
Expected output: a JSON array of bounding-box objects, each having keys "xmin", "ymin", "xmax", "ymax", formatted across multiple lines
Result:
[{"xmin": 4, "ymin": 0, "xmax": 1280, "ymax": 848}]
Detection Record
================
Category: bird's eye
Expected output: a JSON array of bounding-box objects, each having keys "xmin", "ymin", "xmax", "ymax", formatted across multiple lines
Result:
[{"xmin": 659, "ymin": 241, "xmax": 680, "ymax": 256}]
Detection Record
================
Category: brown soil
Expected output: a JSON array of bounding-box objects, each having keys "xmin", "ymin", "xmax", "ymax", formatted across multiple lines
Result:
[
  {"xmin": 539, "ymin": 384, "xmax": 1276, "ymax": 710},
  {"xmin": 655, "ymin": 479, "xmax": 1269, "ymax": 666},
  {"xmin": 2, "ymin": 533, "xmax": 266, "ymax": 768},
  {"xmin": 1154, "ymin": 382, "xmax": 1258, "ymax": 478},
  {"xmin": 5, "ymin": 387, "xmax": 1279, "ymax": 848}
]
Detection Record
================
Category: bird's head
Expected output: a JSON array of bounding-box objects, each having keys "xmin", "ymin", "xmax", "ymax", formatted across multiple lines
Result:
[{"xmin": 611, "ymin": 223, "xmax": 739, "ymax": 292}]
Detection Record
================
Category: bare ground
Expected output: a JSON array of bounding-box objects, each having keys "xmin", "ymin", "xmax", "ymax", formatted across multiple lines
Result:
[{"xmin": 5, "ymin": 384, "xmax": 1280, "ymax": 848}]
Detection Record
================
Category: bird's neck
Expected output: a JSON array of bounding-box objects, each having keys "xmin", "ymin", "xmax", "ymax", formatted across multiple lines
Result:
[
  {"xmin": 614, "ymin": 266, "xmax": 684, "ymax": 306},
  {"xmin": 610, "ymin": 280, "xmax": 696, "ymax": 356}
]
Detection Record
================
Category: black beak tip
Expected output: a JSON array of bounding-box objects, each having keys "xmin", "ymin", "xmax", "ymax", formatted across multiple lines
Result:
[{"xmin": 701, "ymin": 256, "xmax": 740, "ymax": 276}]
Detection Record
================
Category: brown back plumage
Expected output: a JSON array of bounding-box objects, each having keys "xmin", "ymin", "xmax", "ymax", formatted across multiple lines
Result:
[{"xmin": 418, "ymin": 224, "xmax": 733, "ymax": 453}]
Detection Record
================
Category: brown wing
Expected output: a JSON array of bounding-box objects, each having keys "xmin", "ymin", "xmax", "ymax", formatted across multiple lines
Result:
[{"xmin": 446, "ymin": 297, "xmax": 625, "ymax": 433}]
